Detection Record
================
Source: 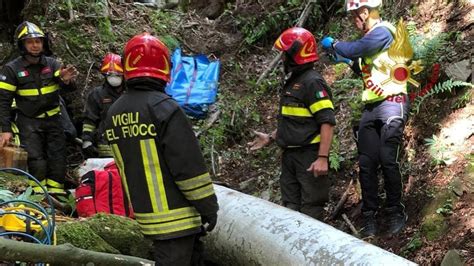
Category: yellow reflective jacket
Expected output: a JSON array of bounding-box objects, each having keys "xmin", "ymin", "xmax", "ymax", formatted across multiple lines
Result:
[
  {"xmin": 105, "ymin": 82, "xmax": 218, "ymax": 240},
  {"xmin": 359, "ymin": 22, "xmax": 408, "ymax": 103}
]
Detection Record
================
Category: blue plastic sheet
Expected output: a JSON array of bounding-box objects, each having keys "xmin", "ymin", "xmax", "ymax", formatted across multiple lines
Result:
[{"xmin": 165, "ymin": 48, "xmax": 220, "ymax": 119}]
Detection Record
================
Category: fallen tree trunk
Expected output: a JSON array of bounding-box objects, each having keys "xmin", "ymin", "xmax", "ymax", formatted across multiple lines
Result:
[
  {"xmin": 0, "ymin": 238, "xmax": 154, "ymax": 266},
  {"xmin": 204, "ymin": 185, "xmax": 417, "ymax": 265}
]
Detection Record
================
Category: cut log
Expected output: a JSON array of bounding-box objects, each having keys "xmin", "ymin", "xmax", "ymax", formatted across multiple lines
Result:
[
  {"xmin": 203, "ymin": 185, "xmax": 417, "ymax": 265},
  {"xmin": 0, "ymin": 238, "xmax": 154, "ymax": 265}
]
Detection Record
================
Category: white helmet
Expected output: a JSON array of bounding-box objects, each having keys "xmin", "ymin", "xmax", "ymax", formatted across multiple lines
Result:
[{"xmin": 345, "ymin": 0, "xmax": 382, "ymax": 12}]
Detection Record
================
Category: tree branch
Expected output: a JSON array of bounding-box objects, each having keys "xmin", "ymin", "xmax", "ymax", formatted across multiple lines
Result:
[{"xmin": 0, "ymin": 238, "xmax": 154, "ymax": 265}]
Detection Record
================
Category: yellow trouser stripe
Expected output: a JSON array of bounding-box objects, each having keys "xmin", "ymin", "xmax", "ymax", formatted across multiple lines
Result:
[
  {"xmin": 48, "ymin": 188, "xmax": 66, "ymax": 194},
  {"xmin": 36, "ymin": 106, "xmax": 60, "ymax": 118},
  {"xmin": 111, "ymin": 144, "xmax": 131, "ymax": 202},
  {"xmin": 138, "ymin": 216, "xmax": 201, "ymax": 235},
  {"xmin": 181, "ymin": 183, "xmax": 215, "ymax": 201},
  {"xmin": 16, "ymin": 84, "xmax": 59, "ymax": 96},
  {"xmin": 83, "ymin": 124, "xmax": 96, "ymax": 132},
  {"xmin": 281, "ymin": 106, "xmax": 312, "ymax": 117},
  {"xmin": 309, "ymin": 99, "xmax": 334, "ymax": 113},
  {"xmin": 46, "ymin": 179, "xmax": 64, "ymax": 188},
  {"xmin": 141, "ymin": 139, "xmax": 168, "ymax": 212},
  {"xmin": 134, "ymin": 207, "xmax": 200, "ymax": 223},
  {"xmin": 175, "ymin": 173, "xmax": 212, "ymax": 191},
  {"xmin": 28, "ymin": 180, "xmax": 47, "ymax": 187},
  {"xmin": 310, "ymin": 134, "xmax": 321, "ymax": 144},
  {"xmin": 0, "ymin": 82, "xmax": 16, "ymax": 92}
]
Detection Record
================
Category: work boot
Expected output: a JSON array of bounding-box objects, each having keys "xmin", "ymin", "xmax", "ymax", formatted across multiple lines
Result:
[
  {"xmin": 360, "ymin": 211, "xmax": 377, "ymax": 237},
  {"xmin": 386, "ymin": 206, "xmax": 407, "ymax": 235}
]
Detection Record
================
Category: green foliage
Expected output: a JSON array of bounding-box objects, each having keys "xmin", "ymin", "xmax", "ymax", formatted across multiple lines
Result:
[
  {"xmin": 57, "ymin": 194, "xmax": 77, "ymax": 216},
  {"xmin": 451, "ymin": 89, "xmax": 472, "ymax": 109},
  {"xmin": 329, "ymin": 137, "xmax": 344, "ymax": 171},
  {"xmin": 149, "ymin": 10, "xmax": 179, "ymax": 35},
  {"xmin": 401, "ymin": 232, "xmax": 423, "ymax": 256},
  {"xmin": 16, "ymin": 187, "xmax": 44, "ymax": 203},
  {"xmin": 424, "ymin": 134, "xmax": 451, "ymax": 166},
  {"xmin": 236, "ymin": 2, "xmax": 322, "ymax": 47},
  {"xmin": 436, "ymin": 199, "xmax": 453, "ymax": 216},
  {"xmin": 0, "ymin": 189, "xmax": 15, "ymax": 202},
  {"xmin": 411, "ymin": 80, "xmax": 473, "ymax": 115}
]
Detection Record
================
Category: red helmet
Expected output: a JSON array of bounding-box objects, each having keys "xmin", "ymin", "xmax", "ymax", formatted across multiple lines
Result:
[
  {"xmin": 100, "ymin": 53, "xmax": 123, "ymax": 75},
  {"xmin": 274, "ymin": 27, "xmax": 319, "ymax": 65},
  {"xmin": 123, "ymin": 33, "xmax": 170, "ymax": 82}
]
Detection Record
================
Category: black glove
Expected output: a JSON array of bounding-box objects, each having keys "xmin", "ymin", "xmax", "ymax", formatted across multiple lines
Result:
[
  {"xmin": 82, "ymin": 140, "xmax": 97, "ymax": 158},
  {"xmin": 201, "ymin": 214, "xmax": 217, "ymax": 232}
]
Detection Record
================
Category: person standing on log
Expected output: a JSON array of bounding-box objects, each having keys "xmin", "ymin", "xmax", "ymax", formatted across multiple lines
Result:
[
  {"xmin": 248, "ymin": 27, "xmax": 336, "ymax": 221},
  {"xmin": 0, "ymin": 21, "xmax": 78, "ymax": 195},
  {"xmin": 321, "ymin": 0, "xmax": 409, "ymax": 237},
  {"xmin": 104, "ymin": 33, "xmax": 219, "ymax": 265}
]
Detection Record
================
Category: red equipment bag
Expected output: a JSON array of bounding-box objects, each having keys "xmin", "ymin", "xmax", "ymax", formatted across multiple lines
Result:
[{"xmin": 75, "ymin": 162, "xmax": 133, "ymax": 218}]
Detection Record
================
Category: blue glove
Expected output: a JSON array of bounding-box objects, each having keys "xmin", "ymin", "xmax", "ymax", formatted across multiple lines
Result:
[
  {"xmin": 321, "ymin": 36, "xmax": 335, "ymax": 50},
  {"xmin": 333, "ymin": 52, "xmax": 353, "ymax": 65}
]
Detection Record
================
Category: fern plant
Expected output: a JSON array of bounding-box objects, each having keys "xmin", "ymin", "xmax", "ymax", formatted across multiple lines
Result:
[
  {"xmin": 411, "ymin": 80, "xmax": 473, "ymax": 115},
  {"xmin": 329, "ymin": 136, "xmax": 344, "ymax": 171},
  {"xmin": 424, "ymin": 134, "xmax": 451, "ymax": 166}
]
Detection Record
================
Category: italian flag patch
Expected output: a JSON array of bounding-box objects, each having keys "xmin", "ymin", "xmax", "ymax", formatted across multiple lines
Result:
[
  {"xmin": 17, "ymin": 71, "xmax": 29, "ymax": 78},
  {"xmin": 316, "ymin": 90, "xmax": 328, "ymax": 98}
]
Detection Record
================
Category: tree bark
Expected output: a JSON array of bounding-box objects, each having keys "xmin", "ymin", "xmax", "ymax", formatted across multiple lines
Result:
[
  {"xmin": 0, "ymin": 238, "xmax": 154, "ymax": 266},
  {"xmin": 256, "ymin": 0, "xmax": 317, "ymax": 85}
]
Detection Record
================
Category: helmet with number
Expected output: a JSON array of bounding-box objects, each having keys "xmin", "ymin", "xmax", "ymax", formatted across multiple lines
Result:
[
  {"xmin": 14, "ymin": 21, "xmax": 50, "ymax": 55},
  {"xmin": 274, "ymin": 27, "xmax": 318, "ymax": 65},
  {"xmin": 345, "ymin": 0, "xmax": 382, "ymax": 12},
  {"xmin": 100, "ymin": 53, "xmax": 124, "ymax": 75},
  {"xmin": 123, "ymin": 33, "xmax": 170, "ymax": 82}
]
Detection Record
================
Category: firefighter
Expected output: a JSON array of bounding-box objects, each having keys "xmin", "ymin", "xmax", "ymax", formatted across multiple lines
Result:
[
  {"xmin": 104, "ymin": 33, "xmax": 219, "ymax": 265},
  {"xmin": 0, "ymin": 21, "xmax": 78, "ymax": 195},
  {"xmin": 82, "ymin": 53, "xmax": 124, "ymax": 158},
  {"xmin": 321, "ymin": 0, "xmax": 408, "ymax": 236},
  {"xmin": 248, "ymin": 27, "xmax": 336, "ymax": 221}
]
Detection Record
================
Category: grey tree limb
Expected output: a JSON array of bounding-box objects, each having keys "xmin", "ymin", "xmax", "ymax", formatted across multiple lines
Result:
[
  {"xmin": 0, "ymin": 238, "xmax": 154, "ymax": 266},
  {"xmin": 256, "ymin": 0, "xmax": 317, "ymax": 85}
]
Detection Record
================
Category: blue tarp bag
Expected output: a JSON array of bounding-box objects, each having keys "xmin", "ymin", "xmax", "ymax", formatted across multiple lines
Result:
[{"xmin": 165, "ymin": 48, "xmax": 220, "ymax": 119}]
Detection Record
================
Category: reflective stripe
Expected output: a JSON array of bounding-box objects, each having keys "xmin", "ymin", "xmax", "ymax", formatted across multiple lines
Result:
[
  {"xmin": 141, "ymin": 139, "xmax": 168, "ymax": 212},
  {"xmin": 18, "ymin": 26, "xmax": 28, "ymax": 39},
  {"xmin": 83, "ymin": 124, "xmax": 96, "ymax": 132},
  {"xmin": 46, "ymin": 179, "xmax": 64, "ymax": 188},
  {"xmin": 175, "ymin": 173, "xmax": 212, "ymax": 191},
  {"xmin": 28, "ymin": 179, "xmax": 47, "ymax": 187},
  {"xmin": 309, "ymin": 99, "xmax": 334, "ymax": 113},
  {"xmin": 134, "ymin": 207, "xmax": 199, "ymax": 223},
  {"xmin": 138, "ymin": 216, "xmax": 201, "ymax": 235},
  {"xmin": 11, "ymin": 122, "xmax": 20, "ymax": 146},
  {"xmin": 281, "ymin": 106, "xmax": 312, "ymax": 117},
  {"xmin": 17, "ymin": 84, "xmax": 59, "ymax": 96},
  {"xmin": 32, "ymin": 187, "xmax": 44, "ymax": 193},
  {"xmin": 0, "ymin": 82, "xmax": 17, "ymax": 92},
  {"xmin": 111, "ymin": 144, "xmax": 131, "ymax": 201},
  {"xmin": 54, "ymin": 70, "xmax": 60, "ymax": 77},
  {"xmin": 98, "ymin": 144, "xmax": 113, "ymax": 157},
  {"xmin": 310, "ymin": 134, "xmax": 321, "ymax": 144},
  {"xmin": 48, "ymin": 188, "xmax": 66, "ymax": 194},
  {"xmin": 181, "ymin": 183, "xmax": 215, "ymax": 201},
  {"xmin": 36, "ymin": 106, "xmax": 61, "ymax": 118}
]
